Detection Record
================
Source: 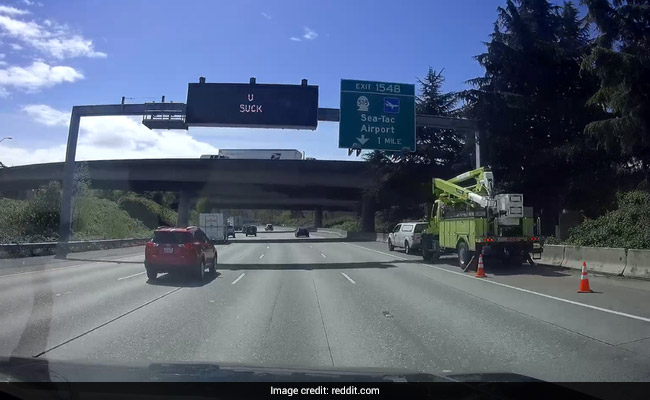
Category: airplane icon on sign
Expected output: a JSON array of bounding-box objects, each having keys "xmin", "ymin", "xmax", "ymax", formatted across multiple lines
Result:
[{"xmin": 383, "ymin": 97, "xmax": 400, "ymax": 113}]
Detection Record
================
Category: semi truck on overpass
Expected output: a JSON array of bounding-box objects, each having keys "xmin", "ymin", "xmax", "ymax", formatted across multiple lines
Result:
[
  {"xmin": 420, "ymin": 167, "xmax": 543, "ymax": 269},
  {"xmin": 201, "ymin": 149, "xmax": 304, "ymax": 160}
]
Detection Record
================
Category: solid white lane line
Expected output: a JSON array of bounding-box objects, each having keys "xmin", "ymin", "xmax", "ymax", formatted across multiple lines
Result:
[
  {"xmin": 423, "ymin": 266, "xmax": 650, "ymax": 323},
  {"xmin": 0, "ymin": 254, "xmax": 144, "ymax": 279},
  {"xmin": 117, "ymin": 271, "xmax": 146, "ymax": 281},
  {"xmin": 320, "ymin": 253, "xmax": 327, "ymax": 258},
  {"xmin": 340, "ymin": 272, "xmax": 356, "ymax": 284},
  {"xmin": 341, "ymin": 243, "xmax": 650, "ymax": 324},
  {"xmin": 309, "ymin": 245, "xmax": 313, "ymax": 248},
  {"xmin": 259, "ymin": 254, "xmax": 265, "ymax": 259},
  {"xmin": 232, "ymin": 273, "xmax": 245, "ymax": 285},
  {"xmin": 342, "ymin": 243, "xmax": 409, "ymax": 260}
]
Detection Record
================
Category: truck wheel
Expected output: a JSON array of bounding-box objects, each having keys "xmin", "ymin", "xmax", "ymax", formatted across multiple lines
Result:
[
  {"xmin": 421, "ymin": 236, "xmax": 432, "ymax": 261},
  {"xmin": 388, "ymin": 239, "xmax": 394, "ymax": 251},
  {"xmin": 457, "ymin": 242, "xmax": 472, "ymax": 270},
  {"xmin": 404, "ymin": 241, "xmax": 411, "ymax": 254}
]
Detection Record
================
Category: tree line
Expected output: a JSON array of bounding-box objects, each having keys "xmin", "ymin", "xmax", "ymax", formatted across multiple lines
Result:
[{"xmin": 367, "ymin": 0, "xmax": 649, "ymax": 233}]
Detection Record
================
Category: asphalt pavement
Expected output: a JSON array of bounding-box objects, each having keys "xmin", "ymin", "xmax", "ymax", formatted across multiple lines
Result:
[{"xmin": 1, "ymin": 230, "xmax": 649, "ymax": 383}]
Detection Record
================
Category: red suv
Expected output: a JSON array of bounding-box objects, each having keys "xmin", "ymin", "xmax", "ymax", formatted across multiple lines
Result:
[{"xmin": 144, "ymin": 226, "xmax": 217, "ymax": 281}]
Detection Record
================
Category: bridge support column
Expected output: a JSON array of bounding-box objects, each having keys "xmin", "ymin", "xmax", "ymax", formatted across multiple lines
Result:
[
  {"xmin": 361, "ymin": 195, "xmax": 375, "ymax": 233},
  {"xmin": 313, "ymin": 207, "xmax": 323, "ymax": 228},
  {"xmin": 177, "ymin": 191, "xmax": 191, "ymax": 227},
  {"xmin": 56, "ymin": 108, "xmax": 81, "ymax": 257}
]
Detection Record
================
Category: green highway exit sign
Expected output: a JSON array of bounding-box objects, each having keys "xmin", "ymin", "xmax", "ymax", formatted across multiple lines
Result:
[{"xmin": 339, "ymin": 79, "xmax": 416, "ymax": 152}]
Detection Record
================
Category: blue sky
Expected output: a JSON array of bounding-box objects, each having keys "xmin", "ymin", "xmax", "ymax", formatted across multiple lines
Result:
[{"xmin": 0, "ymin": 0, "xmax": 575, "ymax": 166}]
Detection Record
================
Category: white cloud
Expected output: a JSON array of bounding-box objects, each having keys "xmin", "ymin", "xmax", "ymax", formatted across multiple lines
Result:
[
  {"xmin": 0, "ymin": 6, "xmax": 30, "ymax": 15},
  {"xmin": 303, "ymin": 26, "xmax": 318, "ymax": 40},
  {"xmin": 0, "ymin": 61, "xmax": 83, "ymax": 92},
  {"xmin": 290, "ymin": 27, "xmax": 318, "ymax": 42},
  {"xmin": 260, "ymin": 12, "xmax": 271, "ymax": 20},
  {"xmin": 0, "ymin": 113, "xmax": 220, "ymax": 166},
  {"xmin": 22, "ymin": 104, "xmax": 69, "ymax": 126},
  {"xmin": 21, "ymin": 0, "xmax": 35, "ymax": 5},
  {"xmin": 10, "ymin": 43, "xmax": 22, "ymax": 50},
  {"xmin": 0, "ymin": 14, "xmax": 106, "ymax": 59},
  {"xmin": 0, "ymin": 61, "xmax": 7, "ymax": 66}
]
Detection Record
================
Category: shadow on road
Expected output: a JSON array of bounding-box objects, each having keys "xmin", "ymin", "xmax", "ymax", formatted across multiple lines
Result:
[
  {"xmin": 431, "ymin": 258, "xmax": 571, "ymax": 277},
  {"xmin": 229, "ymin": 238, "xmax": 348, "ymax": 244},
  {"xmin": 215, "ymin": 261, "xmax": 406, "ymax": 271},
  {"xmin": 146, "ymin": 271, "xmax": 220, "ymax": 287}
]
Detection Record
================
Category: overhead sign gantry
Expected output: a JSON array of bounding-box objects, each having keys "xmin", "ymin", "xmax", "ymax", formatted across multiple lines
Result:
[{"xmin": 56, "ymin": 76, "xmax": 479, "ymax": 254}]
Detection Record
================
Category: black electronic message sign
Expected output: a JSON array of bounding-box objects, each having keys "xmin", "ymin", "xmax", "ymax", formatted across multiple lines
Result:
[{"xmin": 185, "ymin": 82, "xmax": 319, "ymax": 129}]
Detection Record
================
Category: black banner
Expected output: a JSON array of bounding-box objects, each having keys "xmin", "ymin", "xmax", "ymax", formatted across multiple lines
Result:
[
  {"xmin": 2, "ymin": 382, "xmax": 644, "ymax": 400},
  {"xmin": 185, "ymin": 83, "xmax": 319, "ymax": 129}
]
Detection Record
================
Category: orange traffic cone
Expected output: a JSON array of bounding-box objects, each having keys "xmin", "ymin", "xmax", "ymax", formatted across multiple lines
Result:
[
  {"xmin": 475, "ymin": 254, "xmax": 487, "ymax": 278},
  {"xmin": 577, "ymin": 261, "xmax": 593, "ymax": 293}
]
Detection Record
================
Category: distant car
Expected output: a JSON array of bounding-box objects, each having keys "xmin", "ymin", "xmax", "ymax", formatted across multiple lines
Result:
[
  {"xmin": 388, "ymin": 222, "xmax": 429, "ymax": 254},
  {"xmin": 265, "ymin": 224, "xmax": 274, "ymax": 231},
  {"xmin": 227, "ymin": 225, "xmax": 236, "ymax": 238},
  {"xmin": 295, "ymin": 227, "xmax": 310, "ymax": 237},
  {"xmin": 244, "ymin": 225, "xmax": 257, "ymax": 236},
  {"xmin": 144, "ymin": 226, "xmax": 217, "ymax": 281}
]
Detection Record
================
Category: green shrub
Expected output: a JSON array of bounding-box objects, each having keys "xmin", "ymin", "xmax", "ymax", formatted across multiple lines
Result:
[
  {"xmin": 73, "ymin": 195, "xmax": 152, "ymax": 240},
  {"xmin": 565, "ymin": 191, "xmax": 650, "ymax": 249},
  {"xmin": 544, "ymin": 236, "xmax": 562, "ymax": 245},
  {"xmin": 24, "ymin": 182, "xmax": 62, "ymax": 240},
  {"xmin": 0, "ymin": 184, "xmax": 168, "ymax": 243},
  {"xmin": 0, "ymin": 198, "xmax": 28, "ymax": 243},
  {"xmin": 329, "ymin": 219, "xmax": 361, "ymax": 232},
  {"xmin": 0, "ymin": 182, "xmax": 62, "ymax": 243},
  {"xmin": 119, "ymin": 196, "xmax": 177, "ymax": 229}
]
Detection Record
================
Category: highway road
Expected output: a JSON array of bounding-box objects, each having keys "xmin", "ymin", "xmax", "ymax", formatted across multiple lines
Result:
[{"xmin": 1, "ymin": 230, "xmax": 650, "ymax": 382}]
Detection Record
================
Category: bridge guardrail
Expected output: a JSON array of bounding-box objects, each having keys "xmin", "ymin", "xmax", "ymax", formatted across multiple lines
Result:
[{"xmin": 0, "ymin": 238, "xmax": 149, "ymax": 259}]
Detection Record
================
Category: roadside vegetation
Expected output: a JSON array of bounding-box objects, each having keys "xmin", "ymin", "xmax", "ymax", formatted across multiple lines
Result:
[
  {"xmin": 0, "ymin": 164, "xmax": 181, "ymax": 244},
  {"xmin": 555, "ymin": 191, "xmax": 650, "ymax": 250},
  {"xmin": 0, "ymin": 181, "xmax": 156, "ymax": 243}
]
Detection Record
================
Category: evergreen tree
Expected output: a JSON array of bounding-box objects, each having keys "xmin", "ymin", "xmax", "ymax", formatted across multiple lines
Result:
[
  {"xmin": 581, "ymin": 0, "xmax": 650, "ymax": 186},
  {"xmin": 462, "ymin": 0, "xmax": 617, "ymax": 219}
]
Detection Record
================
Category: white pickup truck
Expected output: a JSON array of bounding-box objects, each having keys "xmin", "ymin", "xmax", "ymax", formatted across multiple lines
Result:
[{"xmin": 387, "ymin": 221, "xmax": 429, "ymax": 254}]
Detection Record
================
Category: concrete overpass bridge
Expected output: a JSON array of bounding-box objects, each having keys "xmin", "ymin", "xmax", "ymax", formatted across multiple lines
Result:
[{"xmin": 0, "ymin": 158, "xmax": 382, "ymax": 229}]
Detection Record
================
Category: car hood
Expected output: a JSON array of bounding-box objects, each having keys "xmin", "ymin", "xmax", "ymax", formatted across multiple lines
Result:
[{"xmin": 0, "ymin": 356, "xmax": 540, "ymax": 383}]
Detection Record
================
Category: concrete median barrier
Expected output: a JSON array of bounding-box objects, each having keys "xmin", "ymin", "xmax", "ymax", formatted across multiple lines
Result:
[
  {"xmin": 561, "ymin": 245, "xmax": 626, "ymax": 276},
  {"xmin": 540, "ymin": 245, "xmax": 565, "ymax": 266},
  {"xmin": 315, "ymin": 228, "xmax": 347, "ymax": 238},
  {"xmin": 0, "ymin": 238, "xmax": 149, "ymax": 259},
  {"xmin": 624, "ymin": 249, "xmax": 650, "ymax": 279}
]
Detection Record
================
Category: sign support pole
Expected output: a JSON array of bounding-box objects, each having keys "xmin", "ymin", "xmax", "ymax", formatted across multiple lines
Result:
[
  {"xmin": 57, "ymin": 107, "xmax": 81, "ymax": 256},
  {"xmin": 475, "ymin": 129, "xmax": 481, "ymax": 168}
]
